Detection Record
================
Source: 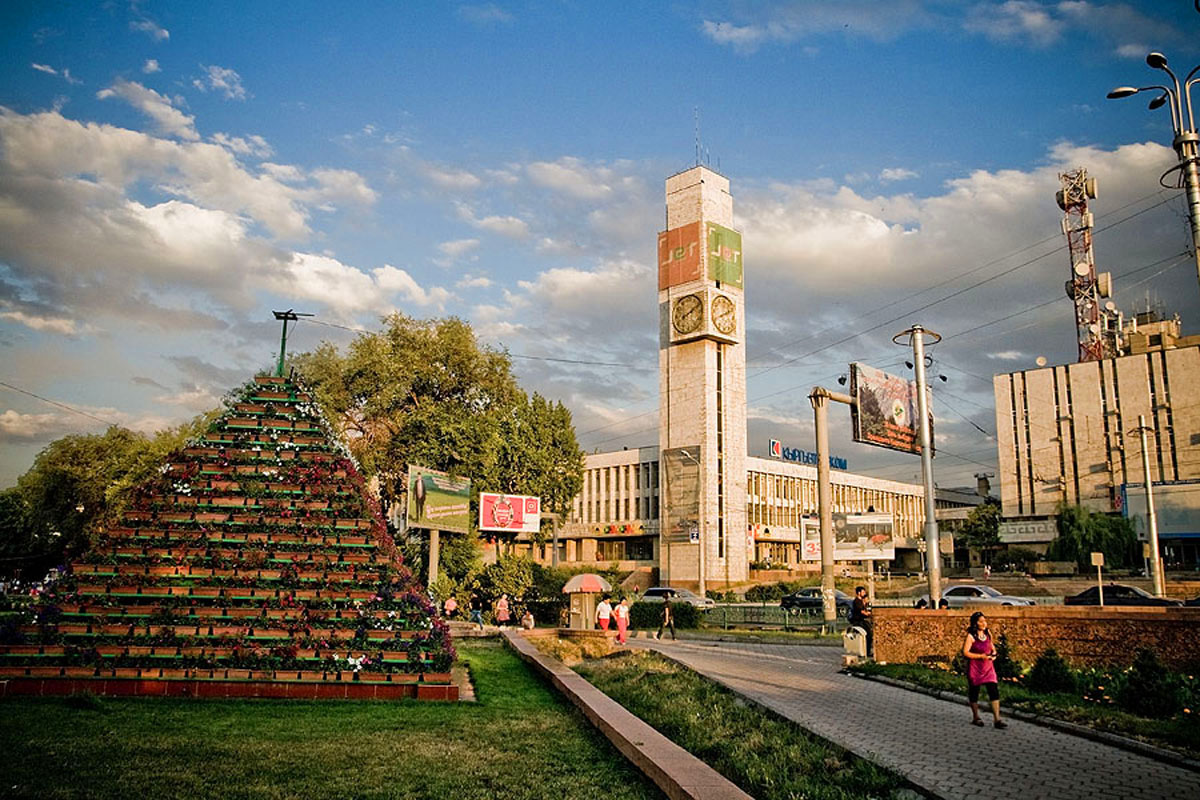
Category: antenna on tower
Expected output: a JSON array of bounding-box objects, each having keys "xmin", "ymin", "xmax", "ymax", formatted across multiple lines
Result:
[
  {"xmin": 694, "ymin": 107, "xmax": 701, "ymax": 167},
  {"xmin": 1057, "ymin": 168, "xmax": 1117, "ymax": 361}
]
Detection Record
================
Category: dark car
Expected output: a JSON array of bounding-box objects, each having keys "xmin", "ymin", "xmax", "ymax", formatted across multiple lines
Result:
[
  {"xmin": 781, "ymin": 587, "xmax": 853, "ymax": 617},
  {"xmin": 1063, "ymin": 583, "xmax": 1182, "ymax": 607}
]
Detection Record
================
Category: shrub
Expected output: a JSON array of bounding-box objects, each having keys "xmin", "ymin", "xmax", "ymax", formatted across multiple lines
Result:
[
  {"xmin": 629, "ymin": 601, "xmax": 701, "ymax": 630},
  {"xmin": 1026, "ymin": 648, "xmax": 1076, "ymax": 694},
  {"xmin": 1117, "ymin": 648, "xmax": 1182, "ymax": 719},
  {"xmin": 578, "ymin": 637, "xmax": 612, "ymax": 660},
  {"xmin": 745, "ymin": 582, "xmax": 791, "ymax": 602},
  {"xmin": 992, "ymin": 633, "xmax": 1022, "ymax": 680}
]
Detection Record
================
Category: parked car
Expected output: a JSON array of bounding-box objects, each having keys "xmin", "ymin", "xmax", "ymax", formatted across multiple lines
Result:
[
  {"xmin": 780, "ymin": 587, "xmax": 853, "ymax": 617},
  {"xmin": 915, "ymin": 584, "xmax": 1035, "ymax": 608},
  {"xmin": 1064, "ymin": 584, "xmax": 1183, "ymax": 607},
  {"xmin": 640, "ymin": 587, "xmax": 716, "ymax": 609}
]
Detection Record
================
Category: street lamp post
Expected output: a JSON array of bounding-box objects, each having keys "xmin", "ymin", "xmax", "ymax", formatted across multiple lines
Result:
[{"xmin": 1108, "ymin": 52, "xmax": 1200, "ymax": 293}]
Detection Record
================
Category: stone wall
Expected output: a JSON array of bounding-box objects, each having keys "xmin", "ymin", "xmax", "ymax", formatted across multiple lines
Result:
[{"xmin": 874, "ymin": 606, "xmax": 1200, "ymax": 671}]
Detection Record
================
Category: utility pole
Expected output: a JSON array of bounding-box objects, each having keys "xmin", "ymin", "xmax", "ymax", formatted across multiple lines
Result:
[
  {"xmin": 1135, "ymin": 415, "xmax": 1166, "ymax": 597},
  {"xmin": 272, "ymin": 310, "xmax": 312, "ymax": 377},
  {"xmin": 809, "ymin": 386, "xmax": 857, "ymax": 629},
  {"xmin": 894, "ymin": 325, "xmax": 943, "ymax": 610}
]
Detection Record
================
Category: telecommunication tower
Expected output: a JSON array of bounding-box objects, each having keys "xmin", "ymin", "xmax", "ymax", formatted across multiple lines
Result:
[{"xmin": 1056, "ymin": 168, "xmax": 1115, "ymax": 361}]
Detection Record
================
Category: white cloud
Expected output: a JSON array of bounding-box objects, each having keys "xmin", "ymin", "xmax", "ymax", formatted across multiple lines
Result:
[
  {"xmin": 0, "ymin": 310, "xmax": 81, "ymax": 335},
  {"xmin": 131, "ymin": 19, "xmax": 170, "ymax": 42},
  {"xmin": 438, "ymin": 238, "xmax": 480, "ymax": 258},
  {"xmin": 423, "ymin": 165, "xmax": 482, "ymax": 190},
  {"xmin": 700, "ymin": 21, "xmax": 770, "ymax": 53},
  {"xmin": 193, "ymin": 65, "xmax": 248, "ymax": 101},
  {"xmin": 879, "ymin": 167, "xmax": 918, "ymax": 183},
  {"xmin": 96, "ymin": 78, "xmax": 199, "ymax": 141},
  {"xmin": 455, "ymin": 202, "xmax": 530, "ymax": 238},
  {"xmin": 527, "ymin": 157, "xmax": 615, "ymax": 200},
  {"xmin": 0, "ymin": 410, "xmax": 76, "ymax": 443},
  {"xmin": 31, "ymin": 63, "xmax": 57, "ymax": 75},
  {"xmin": 458, "ymin": 4, "xmax": 513, "ymax": 24},
  {"xmin": 211, "ymin": 132, "xmax": 273, "ymax": 157},
  {"xmin": 373, "ymin": 265, "xmax": 453, "ymax": 308},
  {"xmin": 701, "ymin": 2, "xmax": 930, "ymax": 53},
  {"xmin": 456, "ymin": 274, "xmax": 492, "ymax": 289},
  {"xmin": 964, "ymin": 1, "xmax": 1064, "ymax": 46},
  {"xmin": 142, "ymin": 59, "xmax": 161, "ymax": 74},
  {"xmin": 987, "ymin": 350, "xmax": 1025, "ymax": 361},
  {"xmin": 31, "ymin": 63, "xmax": 81, "ymax": 84}
]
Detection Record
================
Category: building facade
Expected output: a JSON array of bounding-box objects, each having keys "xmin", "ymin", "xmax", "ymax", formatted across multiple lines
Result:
[{"xmin": 993, "ymin": 342, "xmax": 1200, "ymax": 565}]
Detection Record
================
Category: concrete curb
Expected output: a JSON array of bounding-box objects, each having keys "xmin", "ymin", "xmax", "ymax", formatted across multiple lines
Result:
[
  {"xmin": 501, "ymin": 630, "xmax": 752, "ymax": 800},
  {"xmin": 852, "ymin": 672, "xmax": 1200, "ymax": 774}
]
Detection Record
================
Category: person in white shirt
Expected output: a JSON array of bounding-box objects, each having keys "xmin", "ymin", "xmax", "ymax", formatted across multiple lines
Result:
[{"xmin": 596, "ymin": 597, "xmax": 613, "ymax": 631}]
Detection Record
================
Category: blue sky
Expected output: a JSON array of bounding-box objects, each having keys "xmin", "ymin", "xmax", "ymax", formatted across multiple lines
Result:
[{"xmin": 2, "ymin": 1, "xmax": 1199, "ymax": 489}]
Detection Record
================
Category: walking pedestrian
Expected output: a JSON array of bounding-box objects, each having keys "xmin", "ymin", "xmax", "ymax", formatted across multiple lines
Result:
[
  {"xmin": 596, "ymin": 596, "xmax": 613, "ymax": 631},
  {"xmin": 849, "ymin": 585, "xmax": 873, "ymax": 657},
  {"xmin": 494, "ymin": 593, "xmax": 511, "ymax": 627},
  {"xmin": 469, "ymin": 592, "xmax": 484, "ymax": 630},
  {"xmin": 614, "ymin": 597, "xmax": 630, "ymax": 644},
  {"xmin": 443, "ymin": 595, "xmax": 458, "ymax": 619},
  {"xmin": 656, "ymin": 600, "xmax": 676, "ymax": 640},
  {"xmin": 963, "ymin": 611, "xmax": 1007, "ymax": 729}
]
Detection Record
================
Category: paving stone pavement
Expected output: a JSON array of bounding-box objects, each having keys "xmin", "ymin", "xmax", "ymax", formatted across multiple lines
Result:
[{"xmin": 631, "ymin": 639, "xmax": 1195, "ymax": 800}]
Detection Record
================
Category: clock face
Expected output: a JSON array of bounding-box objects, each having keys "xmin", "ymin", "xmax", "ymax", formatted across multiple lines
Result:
[
  {"xmin": 672, "ymin": 293, "xmax": 704, "ymax": 334},
  {"xmin": 711, "ymin": 294, "xmax": 736, "ymax": 335}
]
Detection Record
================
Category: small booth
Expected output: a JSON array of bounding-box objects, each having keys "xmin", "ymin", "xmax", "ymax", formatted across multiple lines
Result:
[{"xmin": 562, "ymin": 573, "xmax": 612, "ymax": 630}]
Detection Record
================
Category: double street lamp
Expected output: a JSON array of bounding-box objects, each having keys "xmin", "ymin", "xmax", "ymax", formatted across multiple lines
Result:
[{"xmin": 1108, "ymin": 52, "xmax": 1200, "ymax": 292}]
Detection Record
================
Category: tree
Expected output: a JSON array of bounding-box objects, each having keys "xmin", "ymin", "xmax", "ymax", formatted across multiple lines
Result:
[
  {"xmin": 2, "ymin": 413, "xmax": 217, "ymax": 572},
  {"xmin": 959, "ymin": 503, "xmax": 1002, "ymax": 554},
  {"xmin": 1047, "ymin": 503, "xmax": 1138, "ymax": 569},
  {"xmin": 292, "ymin": 313, "xmax": 585, "ymax": 582}
]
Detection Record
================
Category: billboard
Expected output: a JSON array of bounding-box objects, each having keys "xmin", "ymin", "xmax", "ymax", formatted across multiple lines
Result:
[
  {"xmin": 801, "ymin": 513, "xmax": 895, "ymax": 561},
  {"xmin": 705, "ymin": 222, "xmax": 743, "ymax": 288},
  {"xmin": 850, "ymin": 362, "xmax": 933, "ymax": 456},
  {"xmin": 1122, "ymin": 481, "xmax": 1200, "ymax": 541},
  {"xmin": 662, "ymin": 446, "xmax": 701, "ymax": 544},
  {"xmin": 479, "ymin": 492, "xmax": 541, "ymax": 534},
  {"xmin": 658, "ymin": 222, "xmax": 702, "ymax": 290},
  {"xmin": 406, "ymin": 465, "xmax": 471, "ymax": 534}
]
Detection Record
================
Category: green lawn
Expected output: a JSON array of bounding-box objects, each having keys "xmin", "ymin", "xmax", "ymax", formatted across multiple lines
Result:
[
  {"xmin": 850, "ymin": 661, "xmax": 1200, "ymax": 760},
  {"xmin": 576, "ymin": 650, "xmax": 905, "ymax": 800},
  {"xmin": 0, "ymin": 641, "xmax": 664, "ymax": 800}
]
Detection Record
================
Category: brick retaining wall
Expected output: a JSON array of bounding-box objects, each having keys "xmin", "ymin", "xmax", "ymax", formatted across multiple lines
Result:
[{"xmin": 875, "ymin": 606, "xmax": 1200, "ymax": 670}]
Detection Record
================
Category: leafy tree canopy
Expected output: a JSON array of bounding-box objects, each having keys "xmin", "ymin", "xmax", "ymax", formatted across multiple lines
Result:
[
  {"xmin": 959, "ymin": 502, "xmax": 1001, "ymax": 552},
  {"xmin": 292, "ymin": 313, "xmax": 585, "ymax": 582},
  {"xmin": 1047, "ymin": 503, "xmax": 1139, "ymax": 569}
]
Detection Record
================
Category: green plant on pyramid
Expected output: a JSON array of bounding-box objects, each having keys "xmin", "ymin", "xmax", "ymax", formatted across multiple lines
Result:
[{"xmin": 0, "ymin": 373, "xmax": 456, "ymax": 698}]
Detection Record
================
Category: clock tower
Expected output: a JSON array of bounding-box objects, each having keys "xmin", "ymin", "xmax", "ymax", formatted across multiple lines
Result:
[{"xmin": 658, "ymin": 166, "xmax": 748, "ymax": 591}]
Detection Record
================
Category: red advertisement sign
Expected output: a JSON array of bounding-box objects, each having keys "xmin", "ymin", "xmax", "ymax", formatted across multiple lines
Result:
[
  {"xmin": 479, "ymin": 492, "xmax": 541, "ymax": 533},
  {"xmin": 657, "ymin": 222, "xmax": 702, "ymax": 290}
]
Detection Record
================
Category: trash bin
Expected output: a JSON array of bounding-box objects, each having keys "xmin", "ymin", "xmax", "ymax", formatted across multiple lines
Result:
[{"xmin": 843, "ymin": 625, "xmax": 868, "ymax": 658}]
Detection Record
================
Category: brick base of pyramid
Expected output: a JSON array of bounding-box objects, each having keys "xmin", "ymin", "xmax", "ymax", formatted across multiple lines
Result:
[{"xmin": 0, "ymin": 375, "xmax": 457, "ymax": 701}]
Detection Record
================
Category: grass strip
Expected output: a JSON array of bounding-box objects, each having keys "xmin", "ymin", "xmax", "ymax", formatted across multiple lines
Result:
[
  {"xmin": 849, "ymin": 661, "xmax": 1200, "ymax": 760},
  {"xmin": 575, "ymin": 650, "xmax": 905, "ymax": 800},
  {"xmin": 0, "ymin": 640, "xmax": 665, "ymax": 800}
]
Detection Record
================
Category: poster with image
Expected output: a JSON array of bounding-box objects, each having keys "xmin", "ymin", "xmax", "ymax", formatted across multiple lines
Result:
[
  {"xmin": 850, "ymin": 362, "xmax": 934, "ymax": 456},
  {"xmin": 406, "ymin": 465, "xmax": 471, "ymax": 534}
]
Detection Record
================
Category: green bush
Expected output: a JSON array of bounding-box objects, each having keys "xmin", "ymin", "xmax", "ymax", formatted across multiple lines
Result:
[
  {"xmin": 629, "ymin": 601, "xmax": 700, "ymax": 630},
  {"xmin": 1117, "ymin": 648, "xmax": 1182, "ymax": 719},
  {"xmin": 993, "ymin": 547, "xmax": 1039, "ymax": 572},
  {"xmin": 992, "ymin": 633, "xmax": 1022, "ymax": 680},
  {"xmin": 1026, "ymin": 648, "xmax": 1076, "ymax": 694}
]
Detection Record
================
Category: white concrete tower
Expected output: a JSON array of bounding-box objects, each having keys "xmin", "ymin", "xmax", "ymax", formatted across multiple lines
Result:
[{"xmin": 657, "ymin": 166, "xmax": 748, "ymax": 591}]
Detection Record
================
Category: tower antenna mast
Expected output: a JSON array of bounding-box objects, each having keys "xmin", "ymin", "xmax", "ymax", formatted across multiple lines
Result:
[{"xmin": 1056, "ymin": 169, "xmax": 1115, "ymax": 361}]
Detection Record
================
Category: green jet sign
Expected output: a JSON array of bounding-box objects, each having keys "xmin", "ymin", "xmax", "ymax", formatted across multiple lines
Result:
[{"xmin": 705, "ymin": 222, "xmax": 743, "ymax": 289}]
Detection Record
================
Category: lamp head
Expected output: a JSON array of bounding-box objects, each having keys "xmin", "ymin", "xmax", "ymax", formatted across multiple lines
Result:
[
  {"xmin": 1148, "ymin": 93, "xmax": 1168, "ymax": 110},
  {"xmin": 1107, "ymin": 86, "xmax": 1139, "ymax": 99},
  {"xmin": 1146, "ymin": 52, "xmax": 1168, "ymax": 70}
]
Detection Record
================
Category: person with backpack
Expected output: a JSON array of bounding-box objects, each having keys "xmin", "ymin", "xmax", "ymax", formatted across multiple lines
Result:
[{"xmin": 963, "ymin": 611, "xmax": 1007, "ymax": 729}]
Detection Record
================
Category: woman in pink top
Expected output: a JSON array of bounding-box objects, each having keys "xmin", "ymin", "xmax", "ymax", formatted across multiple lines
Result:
[
  {"xmin": 963, "ymin": 611, "xmax": 1007, "ymax": 728},
  {"xmin": 494, "ymin": 594, "xmax": 511, "ymax": 626}
]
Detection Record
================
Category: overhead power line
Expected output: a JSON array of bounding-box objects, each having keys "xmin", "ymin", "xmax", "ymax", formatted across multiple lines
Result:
[{"xmin": 0, "ymin": 381, "xmax": 118, "ymax": 426}]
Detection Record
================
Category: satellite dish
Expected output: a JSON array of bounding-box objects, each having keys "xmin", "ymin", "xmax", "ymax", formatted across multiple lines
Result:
[
  {"xmin": 1104, "ymin": 301, "xmax": 1117, "ymax": 313},
  {"xmin": 1074, "ymin": 261, "xmax": 1091, "ymax": 276},
  {"xmin": 1088, "ymin": 323, "xmax": 1102, "ymax": 335},
  {"xmin": 1036, "ymin": 356, "xmax": 1048, "ymax": 367}
]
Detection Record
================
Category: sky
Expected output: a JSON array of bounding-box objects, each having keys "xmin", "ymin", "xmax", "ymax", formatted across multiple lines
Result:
[{"xmin": 2, "ymin": 1, "xmax": 1199, "ymax": 492}]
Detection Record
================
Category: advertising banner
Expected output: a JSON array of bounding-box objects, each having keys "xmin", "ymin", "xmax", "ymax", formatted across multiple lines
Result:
[
  {"xmin": 705, "ymin": 222, "xmax": 743, "ymax": 288},
  {"xmin": 406, "ymin": 465, "xmax": 471, "ymax": 534},
  {"xmin": 801, "ymin": 513, "xmax": 895, "ymax": 560},
  {"xmin": 479, "ymin": 492, "xmax": 541, "ymax": 534},
  {"xmin": 1122, "ymin": 480, "xmax": 1200, "ymax": 541},
  {"xmin": 657, "ymin": 222, "xmax": 702, "ymax": 290},
  {"xmin": 662, "ymin": 446, "xmax": 701, "ymax": 544},
  {"xmin": 850, "ymin": 362, "xmax": 933, "ymax": 456}
]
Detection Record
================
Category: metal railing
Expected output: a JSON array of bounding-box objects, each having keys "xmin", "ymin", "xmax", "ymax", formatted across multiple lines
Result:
[{"xmin": 704, "ymin": 604, "xmax": 845, "ymax": 632}]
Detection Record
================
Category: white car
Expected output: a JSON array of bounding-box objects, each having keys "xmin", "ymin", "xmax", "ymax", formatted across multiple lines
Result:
[
  {"xmin": 916, "ymin": 584, "xmax": 1035, "ymax": 608},
  {"xmin": 640, "ymin": 587, "xmax": 716, "ymax": 608}
]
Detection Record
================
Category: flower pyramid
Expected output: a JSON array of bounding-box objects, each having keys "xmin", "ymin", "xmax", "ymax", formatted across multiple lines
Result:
[{"xmin": 0, "ymin": 374, "xmax": 457, "ymax": 700}]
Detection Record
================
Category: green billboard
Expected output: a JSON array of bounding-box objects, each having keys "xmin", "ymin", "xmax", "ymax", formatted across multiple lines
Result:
[
  {"xmin": 407, "ymin": 465, "xmax": 471, "ymax": 534},
  {"xmin": 705, "ymin": 222, "xmax": 743, "ymax": 289}
]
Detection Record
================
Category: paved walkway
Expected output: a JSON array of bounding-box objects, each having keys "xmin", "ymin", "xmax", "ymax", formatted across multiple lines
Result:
[{"xmin": 632, "ymin": 639, "xmax": 1195, "ymax": 800}]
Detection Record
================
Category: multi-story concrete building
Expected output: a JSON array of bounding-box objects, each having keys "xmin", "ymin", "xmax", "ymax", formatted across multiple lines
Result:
[{"xmin": 993, "ymin": 336, "xmax": 1200, "ymax": 567}]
